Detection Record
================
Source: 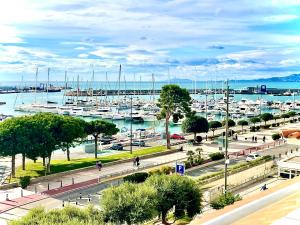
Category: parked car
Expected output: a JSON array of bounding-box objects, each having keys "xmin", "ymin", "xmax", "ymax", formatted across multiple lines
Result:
[
  {"xmin": 170, "ymin": 134, "xmax": 185, "ymax": 140},
  {"xmin": 111, "ymin": 143, "xmax": 123, "ymax": 150},
  {"xmin": 101, "ymin": 139, "xmax": 111, "ymax": 145},
  {"xmin": 246, "ymin": 153, "xmax": 261, "ymax": 162},
  {"xmin": 131, "ymin": 140, "xmax": 145, "ymax": 147}
]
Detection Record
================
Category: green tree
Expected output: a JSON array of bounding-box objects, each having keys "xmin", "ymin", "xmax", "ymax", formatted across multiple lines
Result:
[
  {"xmin": 260, "ymin": 113, "xmax": 273, "ymax": 126},
  {"xmin": 281, "ymin": 113, "xmax": 290, "ymax": 123},
  {"xmin": 31, "ymin": 113, "xmax": 65, "ymax": 173},
  {"xmin": 60, "ymin": 117, "xmax": 87, "ymax": 161},
  {"xmin": 101, "ymin": 182, "xmax": 157, "ymax": 225},
  {"xmin": 146, "ymin": 174, "xmax": 202, "ymax": 224},
  {"xmin": 272, "ymin": 133, "xmax": 281, "ymax": 140},
  {"xmin": 158, "ymin": 85, "xmax": 192, "ymax": 149},
  {"xmin": 287, "ymin": 111, "xmax": 296, "ymax": 117},
  {"xmin": 182, "ymin": 116, "xmax": 208, "ymax": 141},
  {"xmin": 273, "ymin": 115, "xmax": 280, "ymax": 123},
  {"xmin": 9, "ymin": 205, "xmax": 103, "ymax": 225},
  {"xmin": 85, "ymin": 120, "xmax": 119, "ymax": 158},
  {"xmin": 222, "ymin": 119, "xmax": 236, "ymax": 128},
  {"xmin": 237, "ymin": 120, "xmax": 248, "ymax": 133},
  {"xmin": 209, "ymin": 120, "xmax": 222, "ymax": 137},
  {"xmin": 249, "ymin": 117, "xmax": 261, "ymax": 126}
]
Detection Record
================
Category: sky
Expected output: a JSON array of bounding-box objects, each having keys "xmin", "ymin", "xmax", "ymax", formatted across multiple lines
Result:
[{"xmin": 0, "ymin": 0, "xmax": 300, "ymax": 81}]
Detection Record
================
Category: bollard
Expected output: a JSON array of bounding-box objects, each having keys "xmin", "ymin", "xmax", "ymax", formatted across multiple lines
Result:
[
  {"xmin": 34, "ymin": 185, "xmax": 37, "ymax": 193},
  {"xmin": 6, "ymin": 193, "xmax": 9, "ymax": 201},
  {"xmin": 72, "ymin": 178, "xmax": 74, "ymax": 185},
  {"xmin": 88, "ymin": 194, "xmax": 91, "ymax": 202},
  {"xmin": 47, "ymin": 183, "xmax": 50, "ymax": 190},
  {"xmin": 21, "ymin": 189, "xmax": 23, "ymax": 197},
  {"xmin": 79, "ymin": 193, "xmax": 82, "ymax": 199},
  {"xmin": 62, "ymin": 200, "xmax": 64, "ymax": 207},
  {"xmin": 75, "ymin": 201, "xmax": 78, "ymax": 205},
  {"xmin": 60, "ymin": 180, "xmax": 63, "ymax": 188}
]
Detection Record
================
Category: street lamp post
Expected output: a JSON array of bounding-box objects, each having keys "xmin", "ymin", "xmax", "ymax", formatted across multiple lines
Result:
[
  {"xmin": 224, "ymin": 80, "xmax": 229, "ymax": 194},
  {"xmin": 130, "ymin": 96, "xmax": 133, "ymax": 154}
]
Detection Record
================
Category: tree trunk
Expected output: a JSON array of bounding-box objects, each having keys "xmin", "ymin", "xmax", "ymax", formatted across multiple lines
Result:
[
  {"xmin": 66, "ymin": 146, "xmax": 70, "ymax": 161},
  {"xmin": 241, "ymin": 125, "xmax": 244, "ymax": 134},
  {"xmin": 47, "ymin": 153, "xmax": 52, "ymax": 173},
  {"xmin": 42, "ymin": 156, "xmax": 45, "ymax": 166},
  {"xmin": 194, "ymin": 132, "xmax": 197, "ymax": 142},
  {"xmin": 94, "ymin": 135, "xmax": 98, "ymax": 158},
  {"xmin": 166, "ymin": 114, "xmax": 171, "ymax": 149},
  {"xmin": 212, "ymin": 130, "xmax": 215, "ymax": 137},
  {"xmin": 11, "ymin": 154, "xmax": 16, "ymax": 178},
  {"xmin": 162, "ymin": 211, "xmax": 169, "ymax": 225},
  {"xmin": 22, "ymin": 153, "xmax": 26, "ymax": 170},
  {"xmin": 33, "ymin": 159, "xmax": 36, "ymax": 163}
]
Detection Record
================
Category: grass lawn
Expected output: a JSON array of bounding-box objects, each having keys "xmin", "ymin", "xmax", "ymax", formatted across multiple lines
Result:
[{"xmin": 13, "ymin": 145, "xmax": 168, "ymax": 182}]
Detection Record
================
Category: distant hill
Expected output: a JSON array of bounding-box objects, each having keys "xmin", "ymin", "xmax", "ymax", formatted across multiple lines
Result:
[
  {"xmin": 251, "ymin": 74, "xmax": 300, "ymax": 82},
  {"xmin": 164, "ymin": 74, "xmax": 300, "ymax": 83}
]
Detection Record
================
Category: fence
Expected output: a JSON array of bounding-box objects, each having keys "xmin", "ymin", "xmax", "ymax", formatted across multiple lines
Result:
[{"xmin": 228, "ymin": 140, "xmax": 286, "ymax": 158}]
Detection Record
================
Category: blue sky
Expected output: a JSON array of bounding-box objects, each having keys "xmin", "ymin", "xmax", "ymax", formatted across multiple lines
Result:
[{"xmin": 0, "ymin": 0, "xmax": 300, "ymax": 81}]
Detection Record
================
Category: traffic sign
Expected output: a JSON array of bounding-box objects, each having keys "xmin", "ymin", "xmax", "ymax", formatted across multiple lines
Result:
[{"xmin": 176, "ymin": 163, "xmax": 185, "ymax": 175}]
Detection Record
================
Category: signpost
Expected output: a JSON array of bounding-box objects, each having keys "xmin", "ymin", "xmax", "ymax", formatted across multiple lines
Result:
[{"xmin": 175, "ymin": 162, "xmax": 185, "ymax": 175}]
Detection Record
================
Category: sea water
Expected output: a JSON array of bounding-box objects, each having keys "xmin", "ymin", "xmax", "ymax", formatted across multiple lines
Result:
[{"xmin": 1, "ymin": 80, "xmax": 300, "ymax": 134}]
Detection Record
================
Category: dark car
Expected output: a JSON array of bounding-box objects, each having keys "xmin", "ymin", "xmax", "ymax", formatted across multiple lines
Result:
[
  {"xmin": 131, "ymin": 140, "xmax": 145, "ymax": 147},
  {"xmin": 111, "ymin": 143, "xmax": 123, "ymax": 150},
  {"xmin": 101, "ymin": 139, "xmax": 111, "ymax": 145}
]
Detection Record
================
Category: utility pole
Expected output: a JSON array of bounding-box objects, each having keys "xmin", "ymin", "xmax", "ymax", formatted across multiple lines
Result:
[
  {"xmin": 130, "ymin": 96, "xmax": 133, "ymax": 154},
  {"xmin": 224, "ymin": 80, "xmax": 229, "ymax": 194}
]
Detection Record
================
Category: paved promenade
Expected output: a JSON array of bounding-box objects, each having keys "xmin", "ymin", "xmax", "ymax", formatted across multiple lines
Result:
[{"xmin": 190, "ymin": 176, "xmax": 300, "ymax": 225}]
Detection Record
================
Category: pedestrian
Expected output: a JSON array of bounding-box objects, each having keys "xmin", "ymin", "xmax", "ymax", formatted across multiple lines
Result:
[
  {"xmin": 98, "ymin": 160, "xmax": 102, "ymax": 171},
  {"xmin": 179, "ymin": 146, "xmax": 183, "ymax": 151},
  {"xmin": 263, "ymin": 136, "xmax": 266, "ymax": 143},
  {"xmin": 96, "ymin": 161, "xmax": 100, "ymax": 171},
  {"xmin": 255, "ymin": 136, "xmax": 257, "ymax": 143},
  {"xmin": 136, "ymin": 156, "xmax": 140, "ymax": 167},
  {"xmin": 260, "ymin": 184, "xmax": 268, "ymax": 191},
  {"xmin": 133, "ymin": 158, "xmax": 136, "ymax": 166},
  {"xmin": 252, "ymin": 136, "xmax": 254, "ymax": 142}
]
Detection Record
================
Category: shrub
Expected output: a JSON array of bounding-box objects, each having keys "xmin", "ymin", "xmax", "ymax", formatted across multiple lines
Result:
[
  {"xmin": 271, "ymin": 123, "xmax": 276, "ymax": 127},
  {"xmin": 19, "ymin": 176, "xmax": 31, "ymax": 189},
  {"xmin": 298, "ymin": 118, "xmax": 300, "ymax": 121},
  {"xmin": 209, "ymin": 152, "xmax": 224, "ymax": 161},
  {"xmin": 255, "ymin": 126, "xmax": 260, "ymax": 131},
  {"xmin": 262, "ymin": 125, "xmax": 271, "ymax": 129},
  {"xmin": 272, "ymin": 133, "xmax": 281, "ymax": 140},
  {"xmin": 210, "ymin": 192, "xmax": 242, "ymax": 209},
  {"xmin": 276, "ymin": 122, "xmax": 280, "ymax": 126},
  {"xmin": 148, "ymin": 165, "xmax": 174, "ymax": 176},
  {"xmin": 123, "ymin": 172, "xmax": 149, "ymax": 183},
  {"xmin": 250, "ymin": 126, "xmax": 256, "ymax": 132},
  {"xmin": 290, "ymin": 120, "xmax": 294, "ymax": 123}
]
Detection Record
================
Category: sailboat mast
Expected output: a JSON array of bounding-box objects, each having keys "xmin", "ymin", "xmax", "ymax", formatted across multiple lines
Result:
[
  {"xmin": 76, "ymin": 75, "xmax": 79, "ymax": 105},
  {"xmin": 35, "ymin": 67, "xmax": 38, "ymax": 104},
  {"xmin": 118, "ymin": 65, "xmax": 121, "ymax": 98},
  {"xmin": 152, "ymin": 73, "xmax": 155, "ymax": 102},
  {"xmin": 47, "ymin": 68, "xmax": 50, "ymax": 103}
]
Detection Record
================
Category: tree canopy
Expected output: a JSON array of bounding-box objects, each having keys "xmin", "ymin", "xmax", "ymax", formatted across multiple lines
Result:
[
  {"xmin": 9, "ymin": 205, "xmax": 103, "ymax": 225},
  {"xmin": 158, "ymin": 84, "xmax": 192, "ymax": 149},
  {"xmin": 182, "ymin": 116, "xmax": 208, "ymax": 141},
  {"xmin": 102, "ymin": 182, "xmax": 157, "ymax": 225},
  {"xmin": 85, "ymin": 120, "xmax": 119, "ymax": 158},
  {"xmin": 249, "ymin": 117, "xmax": 261, "ymax": 126},
  {"xmin": 260, "ymin": 113, "xmax": 273, "ymax": 125},
  {"xmin": 222, "ymin": 119, "xmax": 236, "ymax": 128},
  {"xmin": 208, "ymin": 120, "xmax": 222, "ymax": 136}
]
